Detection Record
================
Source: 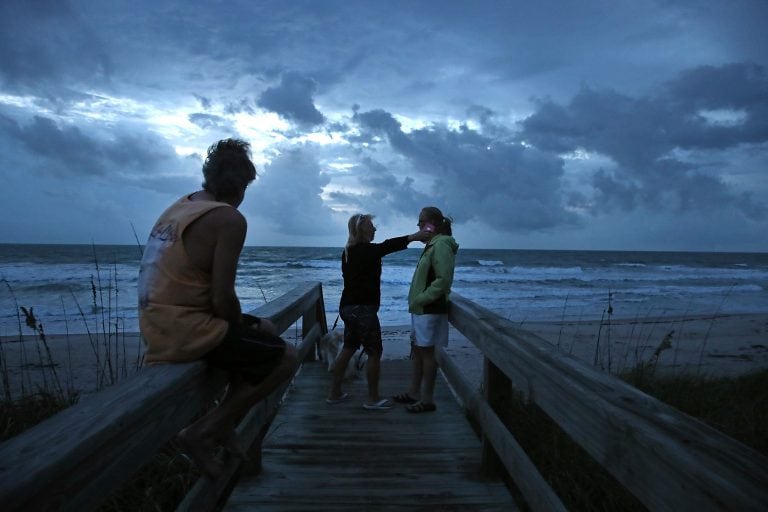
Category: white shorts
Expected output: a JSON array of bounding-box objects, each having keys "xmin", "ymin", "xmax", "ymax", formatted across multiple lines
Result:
[{"xmin": 410, "ymin": 314, "xmax": 449, "ymax": 348}]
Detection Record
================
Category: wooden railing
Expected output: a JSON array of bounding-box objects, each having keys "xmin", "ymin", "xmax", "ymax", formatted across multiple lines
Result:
[
  {"xmin": 438, "ymin": 293, "xmax": 768, "ymax": 512},
  {"xmin": 2, "ymin": 283, "xmax": 766, "ymax": 511},
  {"xmin": 0, "ymin": 282, "xmax": 328, "ymax": 512}
]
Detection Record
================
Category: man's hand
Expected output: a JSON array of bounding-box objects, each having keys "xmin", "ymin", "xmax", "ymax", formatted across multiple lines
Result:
[{"xmin": 256, "ymin": 318, "xmax": 278, "ymax": 336}]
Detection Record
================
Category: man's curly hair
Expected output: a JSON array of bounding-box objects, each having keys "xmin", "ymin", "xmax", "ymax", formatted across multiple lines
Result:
[{"xmin": 202, "ymin": 138, "xmax": 257, "ymax": 200}]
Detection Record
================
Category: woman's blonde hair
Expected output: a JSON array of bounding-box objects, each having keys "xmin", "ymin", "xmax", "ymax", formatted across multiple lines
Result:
[{"xmin": 344, "ymin": 213, "xmax": 374, "ymax": 260}]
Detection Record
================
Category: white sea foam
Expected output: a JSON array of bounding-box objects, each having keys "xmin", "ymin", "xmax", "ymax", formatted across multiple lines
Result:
[
  {"xmin": 477, "ymin": 260, "xmax": 504, "ymax": 266},
  {"xmin": 1, "ymin": 245, "xmax": 766, "ymax": 334}
]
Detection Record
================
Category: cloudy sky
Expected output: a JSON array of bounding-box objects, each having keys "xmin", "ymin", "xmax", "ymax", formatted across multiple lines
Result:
[{"xmin": 1, "ymin": 0, "xmax": 766, "ymax": 251}]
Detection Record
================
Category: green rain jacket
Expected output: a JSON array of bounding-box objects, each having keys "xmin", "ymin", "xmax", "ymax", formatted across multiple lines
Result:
[{"xmin": 408, "ymin": 234, "xmax": 459, "ymax": 315}]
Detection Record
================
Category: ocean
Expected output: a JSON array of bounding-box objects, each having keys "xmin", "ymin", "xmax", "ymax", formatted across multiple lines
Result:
[{"xmin": 1, "ymin": 244, "xmax": 767, "ymax": 336}]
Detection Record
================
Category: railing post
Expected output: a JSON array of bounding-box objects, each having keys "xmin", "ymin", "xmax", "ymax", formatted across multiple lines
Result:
[
  {"xmin": 301, "ymin": 283, "xmax": 328, "ymax": 363},
  {"xmin": 480, "ymin": 356, "xmax": 512, "ymax": 477}
]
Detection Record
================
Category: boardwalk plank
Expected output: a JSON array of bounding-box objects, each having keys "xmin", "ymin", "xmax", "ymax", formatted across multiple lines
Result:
[{"xmin": 223, "ymin": 360, "xmax": 517, "ymax": 511}]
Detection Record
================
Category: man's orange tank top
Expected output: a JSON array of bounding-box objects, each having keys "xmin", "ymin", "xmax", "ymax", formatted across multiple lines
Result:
[{"xmin": 138, "ymin": 195, "xmax": 231, "ymax": 363}]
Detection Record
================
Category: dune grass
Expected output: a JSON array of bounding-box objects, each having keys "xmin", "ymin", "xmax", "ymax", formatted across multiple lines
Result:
[
  {"xmin": 0, "ymin": 245, "xmax": 200, "ymax": 511},
  {"xmin": 623, "ymin": 366, "xmax": 768, "ymax": 455},
  {"xmin": 499, "ymin": 359, "xmax": 767, "ymax": 511},
  {"xmin": 96, "ymin": 440, "xmax": 199, "ymax": 512}
]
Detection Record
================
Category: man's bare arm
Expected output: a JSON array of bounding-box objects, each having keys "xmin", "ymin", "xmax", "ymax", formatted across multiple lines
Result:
[{"xmin": 209, "ymin": 208, "xmax": 247, "ymax": 325}]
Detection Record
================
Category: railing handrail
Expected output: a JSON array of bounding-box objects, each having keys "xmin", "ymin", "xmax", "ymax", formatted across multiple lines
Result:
[
  {"xmin": 0, "ymin": 281, "xmax": 327, "ymax": 512},
  {"xmin": 445, "ymin": 292, "xmax": 768, "ymax": 512}
]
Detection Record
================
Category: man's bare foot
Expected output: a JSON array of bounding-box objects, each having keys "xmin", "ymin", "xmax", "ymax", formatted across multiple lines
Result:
[
  {"xmin": 177, "ymin": 428, "xmax": 223, "ymax": 480},
  {"xmin": 219, "ymin": 428, "xmax": 249, "ymax": 461}
]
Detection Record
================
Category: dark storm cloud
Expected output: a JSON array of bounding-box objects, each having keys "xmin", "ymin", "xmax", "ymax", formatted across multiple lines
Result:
[
  {"xmin": 1, "ymin": 0, "xmax": 766, "ymax": 249},
  {"xmin": 188, "ymin": 113, "xmax": 233, "ymax": 132},
  {"xmin": 224, "ymin": 99, "xmax": 255, "ymax": 115},
  {"xmin": 257, "ymin": 72, "xmax": 326, "ymax": 128},
  {"xmin": 0, "ymin": 0, "xmax": 111, "ymax": 98},
  {"xmin": 245, "ymin": 147, "xmax": 335, "ymax": 235},
  {"xmin": 193, "ymin": 94, "xmax": 212, "ymax": 110},
  {"xmin": 352, "ymin": 109, "xmax": 412, "ymax": 150},
  {"xmin": 520, "ymin": 62, "xmax": 768, "ymax": 220},
  {"xmin": 352, "ymin": 109, "xmax": 574, "ymax": 231},
  {"xmin": 0, "ymin": 112, "xmax": 189, "ymax": 184},
  {"xmin": 329, "ymin": 157, "xmax": 432, "ymax": 219},
  {"xmin": 666, "ymin": 63, "xmax": 767, "ymax": 111}
]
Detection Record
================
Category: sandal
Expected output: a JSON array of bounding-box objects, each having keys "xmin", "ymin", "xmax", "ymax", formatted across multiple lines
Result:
[
  {"xmin": 363, "ymin": 398, "xmax": 393, "ymax": 410},
  {"xmin": 406, "ymin": 401, "xmax": 437, "ymax": 413},
  {"xmin": 392, "ymin": 392, "xmax": 418, "ymax": 405},
  {"xmin": 325, "ymin": 392, "xmax": 350, "ymax": 405}
]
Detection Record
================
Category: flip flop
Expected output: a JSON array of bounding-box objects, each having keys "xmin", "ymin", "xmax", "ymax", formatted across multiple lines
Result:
[
  {"xmin": 406, "ymin": 401, "xmax": 437, "ymax": 413},
  {"xmin": 325, "ymin": 392, "xmax": 350, "ymax": 404},
  {"xmin": 392, "ymin": 392, "xmax": 418, "ymax": 405},
  {"xmin": 363, "ymin": 398, "xmax": 394, "ymax": 410}
]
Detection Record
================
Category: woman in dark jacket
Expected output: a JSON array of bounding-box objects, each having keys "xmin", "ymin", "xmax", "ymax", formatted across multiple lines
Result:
[{"xmin": 327, "ymin": 213, "xmax": 431, "ymax": 409}]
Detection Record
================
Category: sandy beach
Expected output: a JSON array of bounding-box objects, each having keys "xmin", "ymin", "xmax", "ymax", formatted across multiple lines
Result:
[
  {"xmin": 383, "ymin": 312, "xmax": 768, "ymax": 390},
  {"xmin": 1, "ymin": 313, "xmax": 767, "ymax": 399}
]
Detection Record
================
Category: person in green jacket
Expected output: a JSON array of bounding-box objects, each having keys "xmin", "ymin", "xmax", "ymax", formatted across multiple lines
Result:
[{"xmin": 393, "ymin": 206, "xmax": 459, "ymax": 413}]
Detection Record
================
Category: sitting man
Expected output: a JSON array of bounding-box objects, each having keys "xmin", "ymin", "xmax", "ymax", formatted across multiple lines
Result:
[{"xmin": 138, "ymin": 138, "xmax": 297, "ymax": 478}]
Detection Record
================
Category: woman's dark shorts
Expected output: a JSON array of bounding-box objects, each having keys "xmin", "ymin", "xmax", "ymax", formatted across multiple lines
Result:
[
  {"xmin": 205, "ymin": 314, "xmax": 286, "ymax": 386},
  {"xmin": 339, "ymin": 304, "xmax": 382, "ymax": 355}
]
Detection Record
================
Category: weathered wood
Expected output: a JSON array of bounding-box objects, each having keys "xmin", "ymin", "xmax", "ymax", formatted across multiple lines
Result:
[
  {"xmin": 0, "ymin": 281, "xmax": 328, "ymax": 512},
  {"xmin": 437, "ymin": 346, "xmax": 567, "ymax": 512},
  {"xmin": 173, "ymin": 284, "xmax": 327, "ymax": 512},
  {"xmin": 480, "ymin": 357, "xmax": 508, "ymax": 476},
  {"xmin": 175, "ymin": 375, "xmax": 295, "ymax": 512},
  {"xmin": 302, "ymin": 282, "xmax": 328, "ymax": 363},
  {"xmin": 176, "ymin": 322, "xmax": 325, "ymax": 510},
  {"xmin": 6, "ymin": 280, "xmax": 762, "ymax": 512},
  {"xmin": 0, "ymin": 361, "xmax": 227, "ymax": 512},
  {"xmin": 222, "ymin": 360, "xmax": 518, "ymax": 511},
  {"xmin": 296, "ymin": 321, "xmax": 322, "ymax": 363},
  {"xmin": 449, "ymin": 293, "xmax": 768, "ymax": 512},
  {"xmin": 251, "ymin": 281, "xmax": 325, "ymax": 334}
]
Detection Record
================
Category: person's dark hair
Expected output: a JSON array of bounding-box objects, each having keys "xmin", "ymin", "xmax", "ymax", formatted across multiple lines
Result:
[
  {"xmin": 421, "ymin": 206, "xmax": 452, "ymax": 236},
  {"xmin": 202, "ymin": 138, "xmax": 257, "ymax": 200}
]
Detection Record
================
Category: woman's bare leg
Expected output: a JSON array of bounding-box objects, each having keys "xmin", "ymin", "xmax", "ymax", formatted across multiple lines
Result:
[{"xmin": 328, "ymin": 347, "xmax": 355, "ymax": 400}]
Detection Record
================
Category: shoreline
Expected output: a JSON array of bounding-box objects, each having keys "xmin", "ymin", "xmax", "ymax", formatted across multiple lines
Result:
[{"xmin": 2, "ymin": 312, "xmax": 766, "ymax": 398}]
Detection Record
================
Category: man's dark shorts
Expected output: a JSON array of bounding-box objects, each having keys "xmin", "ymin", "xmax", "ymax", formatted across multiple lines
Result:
[
  {"xmin": 339, "ymin": 304, "xmax": 382, "ymax": 355},
  {"xmin": 205, "ymin": 314, "xmax": 286, "ymax": 385}
]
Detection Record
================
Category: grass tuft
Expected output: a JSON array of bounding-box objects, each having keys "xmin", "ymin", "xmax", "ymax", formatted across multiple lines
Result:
[
  {"xmin": 500, "ymin": 367, "xmax": 768, "ymax": 511},
  {"xmin": 96, "ymin": 441, "xmax": 199, "ymax": 512},
  {"xmin": 0, "ymin": 391, "xmax": 78, "ymax": 442},
  {"xmin": 623, "ymin": 368, "xmax": 768, "ymax": 454}
]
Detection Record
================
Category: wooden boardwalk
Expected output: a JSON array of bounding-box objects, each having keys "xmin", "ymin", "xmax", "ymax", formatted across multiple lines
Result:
[{"xmin": 223, "ymin": 359, "xmax": 518, "ymax": 511}]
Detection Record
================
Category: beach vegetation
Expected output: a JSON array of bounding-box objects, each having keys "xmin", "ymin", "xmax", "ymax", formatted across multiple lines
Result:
[
  {"xmin": 1, "ymin": 265, "xmax": 765, "ymax": 510},
  {"xmin": 499, "ymin": 367, "xmax": 767, "ymax": 511},
  {"xmin": 1, "ymin": 280, "xmax": 77, "ymax": 439},
  {"xmin": 499, "ymin": 310, "xmax": 768, "ymax": 512},
  {"xmin": 0, "ymin": 249, "xmax": 194, "ymax": 511},
  {"xmin": 96, "ymin": 441, "xmax": 198, "ymax": 512},
  {"xmin": 0, "ymin": 244, "xmax": 147, "ymax": 439}
]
